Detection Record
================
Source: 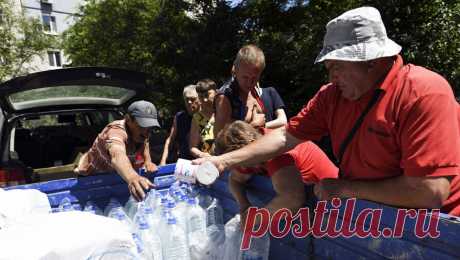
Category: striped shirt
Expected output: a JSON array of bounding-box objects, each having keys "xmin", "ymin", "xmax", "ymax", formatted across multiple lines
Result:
[{"xmin": 77, "ymin": 120, "xmax": 146, "ymax": 175}]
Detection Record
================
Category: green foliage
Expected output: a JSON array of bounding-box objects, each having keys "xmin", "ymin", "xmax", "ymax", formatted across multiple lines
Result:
[
  {"xmin": 362, "ymin": 0, "xmax": 460, "ymax": 95},
  {"xmin": 0, "ymin": 0, "xmax": 58, "ymax": 81},
  {"xmin": 63, "ymin": 0, "xmax": 241, "ymax": 116},
  {"xmin": 63, "ymin": 0, "xmax": 460, "ymax": 120}
]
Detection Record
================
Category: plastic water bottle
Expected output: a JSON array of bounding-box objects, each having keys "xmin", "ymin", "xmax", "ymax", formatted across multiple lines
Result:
[
  {"xmin": 135, "ymin": 203, "xmax": 155, "ymax": 229},
  {"xmin": 104, "ymin": 198, "xmax": 123, "ymax": 216},
  {"xmin": 174, "ymin": 194, "xmax": 189, "ymax": 239},
  {"xmin": 132, "ymin": 233, "xmax": 149, "ymax": 260},
  {"xmin": 157, "ymin": 210, "xmax": 171, "ymax": 241},
  {"xmin": 109, "ymin": 208, "xmax": 133, "ymax": 229},
  {"xmin": 83, "ymin": 201, "xmax": 103, "ymax": 215},
  {"xmin": 57, "ymin": 197, "xmax": 74, "ymax": 212},
  {"xmin": 206, "ymin": 198, "xmax": 223, "ymax": 227},
  {"xmin": 135, "ymin": 216, "xmax": 163, "ymax": 260},
  {"xmin": 188, "ymin": 226, "xmax": 209, "ymax": 260},
  {"xmin": 207, "ymin": 224, "xmax": 226, "ymax": 260},
  {"xmin": 185, "ymin": 183, "xmax": 200, "ymax": 198},
  {"xmin": 239, "ymin": 233, "xmax": 270, "ymax": 260},
  {"xmin": 170, "ymin": 180, "xmax": 181, "ymax": 191},
  {"xmin": 162, "ymin": 215, "xmax": 190, "ymax": 260},
  {"xmin": 125, "ymin": 197, "xmax": 142, "ymax": 220},
  {"xmin": 145, "ymin": 189, "xmax": 157, "ymax": 209},
  {"xmin": 198, "ymin": 193, "xmax": 213, "ymax": 209},
  {"xmin": 174, "ymin": 159, "xmax": 219, "ymax": 185},
  {"xmin": 186, "ymin": 197, "xmax": 206, "ymax": 236},
  {"xmin": 223, "ymin": 215, "xmax": 242, "ymax": 260},
  {"xmin": 167, "ymin": 199, "xmax": 187, "ymax": 233}
]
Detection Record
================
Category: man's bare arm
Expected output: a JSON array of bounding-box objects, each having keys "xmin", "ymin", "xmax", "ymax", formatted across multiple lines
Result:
[
  {"xmin": 315, "ymin": 175, "xmax": 452, "ymax": 209},
  {"xmin": 143, "ymin": 140, "xmax": 158, "ymax": 173},
  {"xmin": 213, "ymin": 95, "xmax": 232, "ymax": 137},
  {"xmin": 109, "ymin": 144, "xmax": 153, "ymax": 201},
  {"xmin": 265, "ymin": 108, "xmax": 287, "ymax": 129},
  {"xmin": 229, "ymin": 171, "xmax": 252, "ymax": 211},
  {"xmin": 218, "ymin": 126, "xmax": 302, "ymax": 170},
  {"xmin": 160, "ymin": 117, "xmax": 177, "ymax": 165}
]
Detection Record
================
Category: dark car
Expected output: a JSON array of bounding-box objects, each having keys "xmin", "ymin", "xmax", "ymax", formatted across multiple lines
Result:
[{"xmin": 0, "ymin": 67, "xmax": 167, "ymax": 186}]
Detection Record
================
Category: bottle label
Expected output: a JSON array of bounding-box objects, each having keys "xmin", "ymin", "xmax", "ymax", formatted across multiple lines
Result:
[{"xmin": 174, "ymin": 159, "xmax": 197, "ymax": 183}]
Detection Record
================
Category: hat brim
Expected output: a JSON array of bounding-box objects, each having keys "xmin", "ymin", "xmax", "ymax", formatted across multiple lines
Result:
[
  {"xmin": 135, "ymin": 117, "xmax": 160, "ymax": 128},
  {"xmin": 315, "ymin": 38, "xmax": 401, "ymax": 63}
]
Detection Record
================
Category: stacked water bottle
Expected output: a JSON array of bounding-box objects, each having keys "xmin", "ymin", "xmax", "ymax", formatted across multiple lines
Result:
[
  {"xmin": 54, "ymin": 158, "xmax": 269, "ymax": 260},
  {"xmin": 55, "ymin": 180, "xmax": 269, "ymax": 260}
]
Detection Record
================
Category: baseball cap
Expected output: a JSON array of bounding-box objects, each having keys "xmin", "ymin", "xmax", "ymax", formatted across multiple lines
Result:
[{"xmin": 127, "ymin": 100, "xmax": 160, "ymax": 128}]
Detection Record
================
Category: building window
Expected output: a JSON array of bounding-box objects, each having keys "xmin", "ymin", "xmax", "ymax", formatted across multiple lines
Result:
[
  {"xmin": 47, "ymin": 51, "xmax": 61, "ymax": 67},
  {"xmin": 42, "ymin": 14, "xmax": 57, "ymax": 33}
]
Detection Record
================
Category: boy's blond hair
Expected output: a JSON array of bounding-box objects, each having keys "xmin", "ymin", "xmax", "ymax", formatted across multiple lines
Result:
[{"xmin": 233, "ymin": 44, "xmax": 266, "ymax": 71}]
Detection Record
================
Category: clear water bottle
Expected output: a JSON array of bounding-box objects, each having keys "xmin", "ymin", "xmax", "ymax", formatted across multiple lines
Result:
[
  {"xmin": 186, "ymin": 197, "xmax": 206, "ymax": 236},
  {"xmin": 84, "ymin": 201, "xmax": 103, "ymax": 215},
  {"xmin": 162, "ymin": 215, "xmax": 190, "ymax": 260},
  {"xmin": 223, "ymin": 215, "xmax": 242, "ymax": 260},
  {"xmin": 170, "ymin": 180, "xmax": 181, "ymax": 191},
  {"xmin": 104, "ymin": 198, "xmax": 123, "ymax": 216},
  {"xmin": 109, "ymin": 208, "xmax": 133, "ymax": 229},
  {"xmin": 201, "ymin": 224, "xmax": 226, "ymax": 260},
  {"xmin": 185, "ymin": 184, "xmax": 200, "ymax": 198},
  {"xmin": 57, "ymin": 197, "xmax": 74, "ymax": 212},
  {"xmin": 132, "ymin": 233, "xmax": 150, "ymax": 260},
  {"xmin": 157, "ymin": 210, "xmax": 171, "ymax": 241},
  {"xmin": 167, "ymin": 198, "xmax": 187, "ymax": 234},
  {"xmin": 135, "ymin": 215, "xmax": 163, "ymax": 260},
  {"xmin": 198, "ymin": 193, "xmax": 213, "ymax": 210},
  {"xmin": 206, "ymin": 198, "xmax": 223, "ymax": 227},
  {"xmin": 72, "ymin": 204, "xmax": 82, "ymax": 211},
  {"xmin": 239, "ymin": 233, "xmax": 270, "ymax": 260},
  {"xmin": 125, "ymin": 198, "xmax": 142, "ymax": 220},
  {"xmin": 174, "ymin": 194, "xmax": 188, "ymax": 232},
  {"xmin": 145, "ymin": 189, "xmax": 157, "ymax": 209},
  {"xmin": 137, "ymin": 203, "xmax": 156, "ymax": 229}
]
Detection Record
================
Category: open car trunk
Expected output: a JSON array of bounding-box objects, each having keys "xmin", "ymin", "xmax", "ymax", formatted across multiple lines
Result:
[
  {"xmin": 0, "ymin": 67, "xmax": 163, "ymax": 184},
  {"xmin": 10, "ymin": 109, "xmax": 123, "ymax": 182}
]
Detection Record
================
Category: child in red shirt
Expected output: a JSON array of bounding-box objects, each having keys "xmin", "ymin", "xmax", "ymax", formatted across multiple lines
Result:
[{"xmin": 213, "ymin": 121, "xmax": 338, "ymax": 226}]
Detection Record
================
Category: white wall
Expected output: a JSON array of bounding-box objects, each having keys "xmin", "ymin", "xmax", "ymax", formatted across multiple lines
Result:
[{"xmin": 18, "ymin": 0, "xmax": 85, "ymax": 72}]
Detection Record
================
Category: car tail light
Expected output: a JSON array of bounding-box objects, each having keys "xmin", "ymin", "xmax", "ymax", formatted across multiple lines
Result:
[
  {"xmin": 0, "ymin": 168, "xmax": 26, "ymax": 187},
  {"xmin": 0, "ymin": 170, "xmax": 7, "ymax": 187}
]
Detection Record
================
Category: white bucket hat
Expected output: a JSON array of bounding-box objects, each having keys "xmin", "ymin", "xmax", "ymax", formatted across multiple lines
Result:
[{"xmin": 315, "ymin": 6, "xmax": 401, "ymax": 63}]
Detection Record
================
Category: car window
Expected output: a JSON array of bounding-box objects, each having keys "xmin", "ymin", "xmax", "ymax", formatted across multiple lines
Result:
[
  {"xmin": 20, "ymin": 115, "xmax": 77, "ymax": 129},
  {"xmin": 8, "ymin": 85, "xmax": 136, "ymax": 110},
  {"xmin": 18, "ymin": 111, "xmax": 121, "ymax": 129}
]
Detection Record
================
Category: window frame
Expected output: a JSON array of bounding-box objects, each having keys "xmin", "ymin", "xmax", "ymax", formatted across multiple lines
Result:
[
  {"xmin": 47, "ymin": 50, "xmax": 62, "ymax": 67},
  {"xmin": 42, "ymin": 13, "xmax": 57, "ymax": 34}
]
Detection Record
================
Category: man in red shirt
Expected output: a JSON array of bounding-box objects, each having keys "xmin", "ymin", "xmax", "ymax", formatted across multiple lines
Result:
[{"xmin": 196, "ymin": 7, "xmax": 460, "ymax": 216}]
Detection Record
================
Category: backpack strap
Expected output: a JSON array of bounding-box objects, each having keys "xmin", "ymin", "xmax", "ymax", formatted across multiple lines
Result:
[{"xmin": 337, "ymin": 89, "xmax": 383, "ymax": 178}]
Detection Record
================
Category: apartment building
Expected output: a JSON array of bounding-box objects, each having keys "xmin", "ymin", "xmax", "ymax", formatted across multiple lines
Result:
[{"xmin": 17, "ymin": 0, "xmax": 84, "ymax": 72}]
